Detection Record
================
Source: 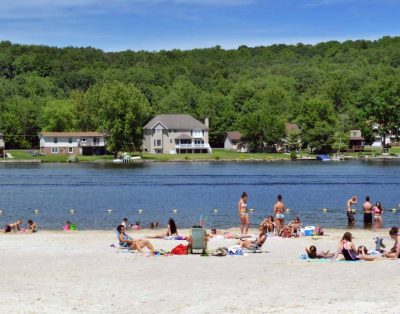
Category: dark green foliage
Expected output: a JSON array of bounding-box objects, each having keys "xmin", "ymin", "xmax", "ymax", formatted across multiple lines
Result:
[{"xmin": 1, "ymin": 37, "xmax": 400, "ymax": 152}]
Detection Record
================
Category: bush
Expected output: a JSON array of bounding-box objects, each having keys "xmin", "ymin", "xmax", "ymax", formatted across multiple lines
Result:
[{"xmin": 290, "ymin": 151, "xmax": 297, "ymax": 160}]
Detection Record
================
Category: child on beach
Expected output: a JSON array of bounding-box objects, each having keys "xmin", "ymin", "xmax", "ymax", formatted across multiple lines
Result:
[
  {"xmin": 63, "ymin": 221, "xmax": 71, "ymax": 230},
  {"xmin": 384, "ymin": 226, "xmax": 400, "ymax": 259},
  {"xmin": 27, "ymin": 219, "xmax": 37, "ymax": 233},
  {"xmin": 2, "ymin": 219, "xmax": 22, "ymax": 233},
  {"xmin": 305, "ymin": 245, "xmax": 334, "ymax": 259}
]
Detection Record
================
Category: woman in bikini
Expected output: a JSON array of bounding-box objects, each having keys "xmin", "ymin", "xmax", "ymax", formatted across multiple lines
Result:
[
  {"xmin": 373, "ymin": 202, "xmax": 384, "ymax": 222},
  {"xmin": 384, "ymin": 226, "xmax": 400, "ymax": 259},
  {"xmin": 274, "ymin": 194, "xmax": 285, "ymax": 236},
  {"xmin": 335, "ymin": 232, "xmax": 377, "ymax": 261},
  {"xmin": 117, "ymin": 225, "xmax": 154, "ymax": 253},
  {"xmin": 238, "ymin": 192, "xmax": 249, "ymax": 236}
]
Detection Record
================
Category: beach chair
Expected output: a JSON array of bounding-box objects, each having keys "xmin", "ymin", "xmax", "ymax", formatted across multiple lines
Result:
[{"xmin": 190, "ymin": 227, "xmax": 207, "ymax": 254}]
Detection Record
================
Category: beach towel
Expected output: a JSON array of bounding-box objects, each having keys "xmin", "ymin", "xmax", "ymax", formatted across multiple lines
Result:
[
  {"xmin": 228, "ymin": 245, "xmax": 243, "ymax": 256},
  {"xmin": 171, "ymin": 244, "xmax": 188, "ymax": 255}
]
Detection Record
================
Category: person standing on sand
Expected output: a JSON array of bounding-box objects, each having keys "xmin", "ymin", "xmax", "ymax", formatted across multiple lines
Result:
[
  {"xmin": 346, "ymin": 196, "xmax": 357, "ymax": 225},
  {"xmin": 274, "ymin": 194, "xmax": 285, "ymax": 236},
  {"xmin": 362, "ymin": 196, "xmax": 373, "ymax": 227},
  {"xmin": 238, "ymin": 192, "xmax": 249, "ymax": 236}
]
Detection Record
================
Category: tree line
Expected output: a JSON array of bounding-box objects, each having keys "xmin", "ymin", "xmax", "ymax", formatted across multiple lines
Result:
[{"xmin": 0, "ymin": 37, "xmax": 400, "ymax": 154}]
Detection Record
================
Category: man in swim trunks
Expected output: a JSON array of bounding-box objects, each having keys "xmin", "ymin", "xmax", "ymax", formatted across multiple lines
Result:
[
  {"xmin": 362, "ymin": 196, "xmax": 373, "ymax": 227},
  {"xmin": 274, "ymin": 194, "xmax": 285, "ymax": 236},
  {"xmin": 346, "ymin": 196, "xmax": 357, "ymax": 225}
]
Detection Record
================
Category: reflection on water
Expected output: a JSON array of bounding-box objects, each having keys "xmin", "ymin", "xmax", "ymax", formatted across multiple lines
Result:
[{"xmin": 0, "ymin": 160, "xmax": 399, "ymax": 230}]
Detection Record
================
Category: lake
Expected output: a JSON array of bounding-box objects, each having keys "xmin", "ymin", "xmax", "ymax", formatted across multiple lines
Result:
[{"xmin": 1, "ymin": 161, "xmax": 399, "ymax": 230}]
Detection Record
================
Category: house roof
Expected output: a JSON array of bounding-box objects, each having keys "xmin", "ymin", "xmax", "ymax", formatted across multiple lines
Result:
[
  {"xmin": 226, "ymin": 131, "xmax": 242, "ymax": 141},
  {"xmin": 285, "ymin": 123, "xmax": 301, "ymax": 134},
  {"xmin": 39, "ymin": 132, "xmax": 105, "ymax": 137},
  {"xmin": 143, "ymin": 114, "xmax": 208, "ymax": 130},
  {"xmin": 175, "ymin": 134, "xmax": 193, "ymax": 140}
]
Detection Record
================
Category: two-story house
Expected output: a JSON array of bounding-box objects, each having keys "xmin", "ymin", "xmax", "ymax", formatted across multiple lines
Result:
[
  {"xmin": 143, "ymin": 114, "xmax": 212, "ymax": 154},
  {"xmin": 0, "ymin": 133, "xmax": 5, "ymax": 158},
  {"xmin": 39, "ymin": 132, "xmax": 106, "ymax": 155},
  {"xmin": 349, "ymin": 129, "xmax": 365, "ymax": 151}
]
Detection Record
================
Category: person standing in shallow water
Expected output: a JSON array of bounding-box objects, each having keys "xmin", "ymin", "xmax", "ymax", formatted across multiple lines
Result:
[
  {"xmin": 274, "ymin": 194, "xmax": 285, "ymax": 236},
  {"xmin": 238, "ymin": 192, "xmax": 249, "ymax": 236},
  {"xmin": 346, "ymin": 196, "xmax": 357, "ymax": 226},
  {"xmin": 362, "ymin": 196, "xmax": 373, "ymax": 227}
]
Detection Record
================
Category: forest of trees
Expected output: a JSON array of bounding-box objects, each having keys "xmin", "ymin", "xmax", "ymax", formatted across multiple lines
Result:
[{"xmin": 1, "ymin": 36, "xmax": 400, "ymax": 153}]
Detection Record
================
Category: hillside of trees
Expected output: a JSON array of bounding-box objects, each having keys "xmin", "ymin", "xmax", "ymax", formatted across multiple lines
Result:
[{"xmin": 1, "ymin": 36, "xmax": 400, "ymax": 153}]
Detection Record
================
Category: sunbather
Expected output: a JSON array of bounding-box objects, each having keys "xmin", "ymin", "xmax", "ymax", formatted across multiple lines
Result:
[
  {"xmin": 148, "ymin": 218, "xmax": 179, "ymax": 238},
  {"xmin": 238, "ymin": 229, "xmax": 267, "ymax": 251},
  {"xmin": 288, "ymin": 217, "xmax": 301, "ymax": 237},
  {"xmin": 2, "ymin": 219, "xmax": 22, "ymax": 233},
  {"xmin": 384, "ymin": 226, "xmax": 400, "ymax": 259},
  {"xmin": 305, "ymin": 245, "xmax": 334, "ymax": 259},
  {"xmin": 117, "ymin": 225, "xmax": 154, "ymax": 253},
  {"xmin": 335, "ymin": 232, "xmax": 377, "ymax": 261}
]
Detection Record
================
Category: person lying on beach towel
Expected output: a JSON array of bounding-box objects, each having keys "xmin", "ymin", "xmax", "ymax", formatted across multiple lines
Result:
[
  {"xmin": 238, "ymin": 228, "xmax": 267, "ymax": 251},
  {"xmin": 305, "ymin": 245, "xmax": 334, "ymax": 259},
  {"xmin": 207, "ymin": 228, "xmax": 239, "ymax": 239},
  {"xmin": 335, "ymin": 232, "xmax": 378, "ymax": 261},
  {"xmin": 384, "ymin": 226, "xmax": 400, "ymax": 259},
  {"xmin": 117, "ymin": 225, "xmax": 155, "ymax": 253}
]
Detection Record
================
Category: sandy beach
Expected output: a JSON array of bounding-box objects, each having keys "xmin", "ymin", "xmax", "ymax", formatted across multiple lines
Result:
[{"xmin": 1, "ymin": 228, "xmax": 399, "ymax": 314}]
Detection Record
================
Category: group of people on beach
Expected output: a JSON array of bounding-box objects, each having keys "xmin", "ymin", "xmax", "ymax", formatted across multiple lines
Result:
[
  {"xmin": 1, "ymin": 219, "xmax": 37, "ymax": 233},
  {"xmin": 238, "ymin": 192, "xmax": 303, "ymax": 238},
  {"xmin": 306, "ymin": 227, "xmax": 400, "ymax": 261},
  {"xmin": 346, "ymin": 195, "xmax": 384, "ymax": 227}
]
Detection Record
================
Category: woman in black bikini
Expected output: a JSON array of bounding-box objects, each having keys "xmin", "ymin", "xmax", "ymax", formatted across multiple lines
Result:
[{"xmin": 335, "ymin": 232, "xmax": 377, "ymax": 261}]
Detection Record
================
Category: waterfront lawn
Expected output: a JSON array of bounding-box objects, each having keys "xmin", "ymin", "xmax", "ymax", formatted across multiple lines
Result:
[
  {"xmin": 7, "ymin": 150, "xmax": 114, "ymax": 162},
  {"xmin": 140, "ymin": 148, "xmax": 294, "ymax": 161}
]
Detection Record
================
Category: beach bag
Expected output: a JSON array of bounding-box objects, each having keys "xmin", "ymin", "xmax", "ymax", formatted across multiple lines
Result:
[{"xmin": 171, "ymin": 244, "xmax": 188, "ymax": 255}]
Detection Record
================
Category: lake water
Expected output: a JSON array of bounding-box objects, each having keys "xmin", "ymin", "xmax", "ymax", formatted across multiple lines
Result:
[{"xmin": 1, "ymin": 161, "xmax": 400, "ymax": 230}]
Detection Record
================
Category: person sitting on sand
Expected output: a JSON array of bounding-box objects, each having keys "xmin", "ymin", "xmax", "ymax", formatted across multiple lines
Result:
[
  {"xmin": 288, "ymin": 217, "xmax": 301, "ymax": 237},
  {"xmin": 305, "ymin": 245, "xmax": 334, "ymax": 259},
  {"xmin": 148, "ymin": 218, "xmax": 180, "ymax": 239},
  {"xmin": 3, "ymin": 219, "xmax": 22, "ymax": 233},
  {"xmin": 27, "ymin": 219, "xmax": 37, "ymax": 233},
  {"xmin": 335, "ymin": 232, "xmax": 377, "ymax": 261},
  {"xmin": 384, "ymin": 226, "xmax": 400, "ymax": 259},
  {"xmin": 259, "ymin": 216, "xmax": 275, "ymax": 234},
  {"xmin": 238, "ymin": 227, "xmax": 267, "ymax": 251},
  {"xmin": 117, "ymin": 225, "xmax": 154, "ymax": 253}
]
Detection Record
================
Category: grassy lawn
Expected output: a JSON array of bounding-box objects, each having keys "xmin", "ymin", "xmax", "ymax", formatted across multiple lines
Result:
[{"xmin": 7, "ymin": 150, "xmax": 114, "ymax": 163}]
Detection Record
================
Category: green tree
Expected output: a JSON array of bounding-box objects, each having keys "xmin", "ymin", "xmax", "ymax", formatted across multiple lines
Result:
[{"xmin": 86, "ymin": 82, "xmax": 151, "ymax": 155}]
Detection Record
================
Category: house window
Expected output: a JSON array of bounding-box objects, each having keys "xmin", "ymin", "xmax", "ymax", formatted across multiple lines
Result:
[
  {"xmin": 157, "ymin": 140, "xmax": 161, "ymax": 146},
  {"xmin": 51, "ymin": 147, "xmax": 58, "ymax": 154},
  {"xmin": 170, "ymin": 139, "xmax": 172, "ymax": 143},
  {"xmin": 154, "ymin": 140, "xmax": 156, "ymax": 146},
  {"xmin": 155, "ymin": 129, "xmax": 162, "ymax": 133},
  {"xmin": 82, "ymin": 138, "xmax": 86, "ymax": 142},
  {"xmin": 54, "ymin": 137, "xmax": 58, "ymax": 144},
  {"xmin": 68, "ymin": 147, "xmax": 73, "ymax": 154},
  {"xmin": 352, "ymin": 132, "xmax": 357, "ymax": 136},
  {"xmin": 68, "ymin": 137, "xmax": 72, "ymax": 144},
  {"xmin": 192, "ymin": 130, "xmax": 203, "ymax": 138},
  {"xmin": 93, "ymin": 137, "xmax": 97, "ymax": 145}
]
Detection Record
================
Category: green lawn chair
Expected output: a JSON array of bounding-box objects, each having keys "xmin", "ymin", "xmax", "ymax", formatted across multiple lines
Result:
[{"xmin": 190, "ymin": 227, "xmax": 207, "ymax": 254}]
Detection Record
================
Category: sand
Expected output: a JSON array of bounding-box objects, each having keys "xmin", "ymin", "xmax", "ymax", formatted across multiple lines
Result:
[{"xmin": 0, "ymin": 228, "xmax": 399, "ymax": 314}]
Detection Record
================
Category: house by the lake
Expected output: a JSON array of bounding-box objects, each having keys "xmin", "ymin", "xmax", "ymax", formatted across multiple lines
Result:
[
  {"xmin": 224, "ymin": 131, "xmax": 248, "ymax": 152},
  {"xmin": 143, "ymin": 114, "xmax": 212, "ymax": 154},
  {"xmin": 349, "ymin": 129, "xmax": 365, "ymax": 151},
  {"xmin": 39, "ymin": 132, "xmax": 106, "ymax": 155},
  {"xmin": 0, "ymin": 133, "xmax": 5, "ymax": 158}
]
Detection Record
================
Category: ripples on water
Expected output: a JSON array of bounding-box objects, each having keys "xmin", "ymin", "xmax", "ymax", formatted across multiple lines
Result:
[{"xmin": 0, "ymin": 161, "xmax": 399, "ymax": 230}]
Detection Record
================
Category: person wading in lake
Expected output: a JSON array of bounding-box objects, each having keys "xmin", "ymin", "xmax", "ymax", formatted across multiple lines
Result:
[
  {"xmin": 346, "ymin": 196, "xmax": 357, "ymax": 226},
  {"xmin": 274, "ymin": 194, "xmax": 286, "ymax": 236},
  {"xmin": 362, "ymin": 196, "xmax": 373, "ymax": 227},
  {"xmin": 238, "ymin": 192, "xmax": 249, "ymax": 236}
]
